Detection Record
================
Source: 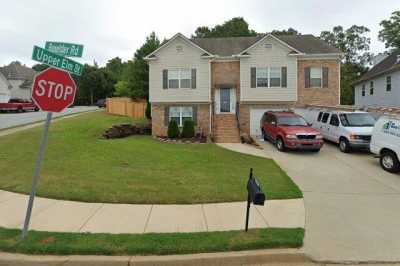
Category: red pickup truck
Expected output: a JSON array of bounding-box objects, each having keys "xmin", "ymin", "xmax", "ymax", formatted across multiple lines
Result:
[
  {"xmin": 0, "ymin": 98, "xmax": 39, "ymax": 112},
  {"xmin": 261, "ymin": 111, "xmax": 324, "ymax": 152}
]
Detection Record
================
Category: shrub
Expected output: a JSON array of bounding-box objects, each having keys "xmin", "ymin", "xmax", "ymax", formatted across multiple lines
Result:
[
  {"xmin": 167, "ymin": 120, "xmax": 180, "ymax": 138},
  {"xmin": 145, "ymin": 102, "xmax": 151, "ymax": 120},
  {"xmin": 181, "ymin": 120, "xmax": 195, "ymax": 138}
]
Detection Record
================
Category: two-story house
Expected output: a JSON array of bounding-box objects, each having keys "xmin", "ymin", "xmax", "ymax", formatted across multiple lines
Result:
[
  {"xmin": 354, "ymin": 51, "xmax": 400, "ymax": 108},
  {"xmin": 145, "ymin": 33, "xmax": 341, "ymax": 142}
]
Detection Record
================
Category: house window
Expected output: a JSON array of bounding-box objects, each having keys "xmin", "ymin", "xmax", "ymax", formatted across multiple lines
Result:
[
  {"xmin": 361, "ymin": 84, "xmax": 366, "ymax": 97},
  {"xmin": 310, "ymin": 67, "xmax": 322, "ymax": 87},
  {"xmin": 180, "ymin": 69, "xmax": 191, "ymax": 88},
  {"xmin": 168, "ymin": 69, "xmax": 191, "ymax": 89},
  {"xmin": 386, "ymin": 76, "xmax": 391, "ymax": 92},
  {"xmin": 168, "ymin": 70, "xmax": 179, "ymax": 89},
  {"xmin": 256, "ymin": 68, "xmax": 268, "ymax": 87},
  {"xmin": 169, "ymin": 106, "xmax": 193, "ymax": 127},
  {"xmin": 370, "ymin": 81, "xmax": 374, "ymax": 95},
  {"xmin": 269, "ymin": 67, "xmax": 281, "ymax": 87}
]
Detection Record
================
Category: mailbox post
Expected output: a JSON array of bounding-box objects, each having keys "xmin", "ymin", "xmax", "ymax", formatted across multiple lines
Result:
[{"xmin": 245, "ymin": 168, "xmax": 266, "ymax": 232}]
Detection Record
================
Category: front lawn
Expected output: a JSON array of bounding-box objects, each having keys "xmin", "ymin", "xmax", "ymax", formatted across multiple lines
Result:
[
  {"xmin": 0, "ymin": 227, "xmax": 304, "ymax": 255},
  {"xmin": 0, "ymin": 111, "xmax": 302, "ymax": 204}
]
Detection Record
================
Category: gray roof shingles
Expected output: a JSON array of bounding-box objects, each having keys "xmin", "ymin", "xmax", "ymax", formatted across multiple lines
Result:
[
  {"xmin": 190, "ymin": 34, "xmax": 341, "ymax": 56},
  {"xmin": 0, "ymin": 62, "xmax": 36, "ymax": 81},
  {"xmin": 354, "ymin": 51, "xmax": 400, "ymax": 85}
]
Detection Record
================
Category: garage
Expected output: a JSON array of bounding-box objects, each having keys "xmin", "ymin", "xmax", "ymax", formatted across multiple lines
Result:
[{"xmin": 249, "ymin": 107, "xmax": 284, "ymax": 136}]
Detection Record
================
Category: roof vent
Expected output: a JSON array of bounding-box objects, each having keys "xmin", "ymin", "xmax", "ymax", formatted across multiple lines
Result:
[
  {"xmin": 264, "ymin": 43, "xmax": 272, "ymax": 48},
  {"xmin": 176, "ymin": 45, "xmax": 183, "ymax": 52}
]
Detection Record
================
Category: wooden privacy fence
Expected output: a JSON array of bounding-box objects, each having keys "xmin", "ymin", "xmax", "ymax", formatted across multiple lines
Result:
[{"xmin": 106, "ymin": 97, "xmax": 147, "ymax": 119}]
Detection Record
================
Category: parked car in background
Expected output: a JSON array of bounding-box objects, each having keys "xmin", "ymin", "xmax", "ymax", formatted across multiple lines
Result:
[
  {"xmin": 261, "ymin": 111, "xmax": 324, "ymax": 152},
  {"xmin": 313, "ymin": 111, "xmax": 376, "ymax": 153},
  {"xmin": 0, "ymin": 98, "xmax": 38, "ymax": 112},
  {"xmin": 96, "ymin": 99, "xmax": 106, "ymax": 108},
  {"xmin": 370, "ymin": 115, "xmax": 400, "ymax": 173}
]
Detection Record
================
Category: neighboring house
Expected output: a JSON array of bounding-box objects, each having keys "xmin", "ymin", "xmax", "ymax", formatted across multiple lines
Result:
[
  {"xmin": 0, "ymin": 71, "xmax": 11, "ymax": 103},
  {"xmin": 145, "ymin": 33, "xmax": 341, "ymax": 142},
  {"xmin": 0, "ymin": 61, "xmax": 37, "ymax": 101},
  {"xmin": 354, "ymin": 51, "xmax": 400, "ymax": 108}
]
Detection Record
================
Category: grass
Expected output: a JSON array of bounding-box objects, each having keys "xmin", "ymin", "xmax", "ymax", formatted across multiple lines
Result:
[
  {"xmin": 0, "ymin": 111, "xmax": 302, "ymax": 204},
  {"xmin": 0, "ymin": 227, "xmax": 304, "ymax": 255}
]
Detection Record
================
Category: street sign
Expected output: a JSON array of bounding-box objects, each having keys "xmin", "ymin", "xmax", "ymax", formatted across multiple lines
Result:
[
  {"xmin": 45, "ymin": 41, "xmax": 84, "ymax": 57},
  {"xmin": 22, "ymin": 67, "xmax": 78, "ymax": 239},
  {"xmin": 31, "ymin": 67, "xmax": 77, "ymax": 112},
  {"xmin": 32, "ymin": 46, "xmax": 83, "ymax": 76}
]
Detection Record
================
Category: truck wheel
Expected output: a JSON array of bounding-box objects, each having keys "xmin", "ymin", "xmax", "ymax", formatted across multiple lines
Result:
[
  {"xmin": 276, "ymin": 137, "xmax": 286, "ymax": 152},
  {"xmin": 380, "ymin": 151, "xmax": 400, "ymax": 173},
  {"xmin": 339, "ymin": 138, "xmax": 350, "ymax": 153},
  {"xmin": 34, "ymin": 107, "xmax": 39, "ymax": 112},
  {"xmin": 17, "ymin": 107, "xmax": 23, "ymax": 113}
]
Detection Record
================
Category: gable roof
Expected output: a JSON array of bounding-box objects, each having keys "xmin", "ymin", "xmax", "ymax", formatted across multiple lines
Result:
[
  {"xmin": 354, "ymin": 51, "xmax": 400, "ymax": 85},
  {"xmin": 191, "ymin": 36, "xmax": 263, "ymax": 56},
  {"xmin": 0, "ymin": 62, "xmax": 36, "ymax": 81},
  {"xmin": 145, "ymin": 33, "xmax": 342, "ymax": 59},
  {"xmin": 144, "ymin": 33, "xmax": 213, "ymax": 60}
]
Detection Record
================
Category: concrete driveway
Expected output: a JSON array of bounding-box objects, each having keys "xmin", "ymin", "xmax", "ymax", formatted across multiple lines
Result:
[
  {"xmin": 0, "ymin": 106, "xmax": 99, "ymax": 130},
  {"xmin": 257, "ymin": 140, "xmax": 400, "ymax": 263}
]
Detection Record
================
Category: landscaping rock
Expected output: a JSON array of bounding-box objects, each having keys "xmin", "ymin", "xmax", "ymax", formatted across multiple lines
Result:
[{"xmin": 103, "ymin": 122, "xmax": 151, "ymax": 139}]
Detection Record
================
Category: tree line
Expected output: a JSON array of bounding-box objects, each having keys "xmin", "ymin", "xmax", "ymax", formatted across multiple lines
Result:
[{"xmin": 33, "ymin": 10, "xmax": 400, "ymax": 106}]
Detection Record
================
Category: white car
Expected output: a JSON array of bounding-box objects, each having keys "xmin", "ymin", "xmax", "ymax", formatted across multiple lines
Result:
[
  {"xmin": 313, "ymin": 111, "xmax": 376, "ymax": 153},
  {"xmin": 370, "ymin": 115, "xmax": 400, "ymax": 173}
]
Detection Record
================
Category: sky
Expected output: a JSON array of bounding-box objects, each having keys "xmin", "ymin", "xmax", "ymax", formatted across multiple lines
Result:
[{"xmin": 0, "ymin": 0, "xmax": 398, "ymax": 67}]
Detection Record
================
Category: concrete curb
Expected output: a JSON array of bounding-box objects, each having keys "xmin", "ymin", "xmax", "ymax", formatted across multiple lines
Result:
[{"xmin": 0, "ymin": 249, "xmax": 310, "ymax": 266}]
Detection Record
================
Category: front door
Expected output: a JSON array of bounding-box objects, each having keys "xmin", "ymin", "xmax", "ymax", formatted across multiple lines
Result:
[{"xmin": 215, "ymin": 88, "xmax": 236, "ymax": 114}]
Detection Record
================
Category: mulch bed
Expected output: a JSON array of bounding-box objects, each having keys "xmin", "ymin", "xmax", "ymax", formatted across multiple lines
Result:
[{"xmin": 103, "ymin": 123, "xmax": 151, "ymax": 139}]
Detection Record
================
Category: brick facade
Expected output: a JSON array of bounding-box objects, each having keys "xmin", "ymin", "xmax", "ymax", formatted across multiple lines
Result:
[
  {"xmin": 151, "ymin": 103, "xmax": 210, "ymax": 137},
  {"xmin": 297, "ymin": 59, "xmax": 340, "ymax": 106}
]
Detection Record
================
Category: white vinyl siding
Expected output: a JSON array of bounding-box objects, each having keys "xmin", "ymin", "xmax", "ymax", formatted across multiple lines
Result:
[
  {"xmin": 240, "ymin": 36, "xmax": 297, "ymax": 102},
  {"xmin": 149, "ymin": 36, "xmax": 210, "ymax": 103},
  {"xmin": 354, "ymin": 70, "xmax": 400, "ymax": 107}
]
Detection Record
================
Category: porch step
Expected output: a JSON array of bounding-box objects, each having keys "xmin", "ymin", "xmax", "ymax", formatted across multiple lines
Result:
[{"xmin": 213, "ymin": 114, "xmax": 241, "ymax": 143}]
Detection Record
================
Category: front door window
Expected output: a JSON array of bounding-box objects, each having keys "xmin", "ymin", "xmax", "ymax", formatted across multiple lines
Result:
[{"xmin": 220, "ymin": 88, "xmax": 230, "ymax": 113}]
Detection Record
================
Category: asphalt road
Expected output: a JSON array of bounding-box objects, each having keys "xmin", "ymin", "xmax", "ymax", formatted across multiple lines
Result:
[{"xmin": 0, "ymin": 106, "xmax": 99, "ymax": 130}]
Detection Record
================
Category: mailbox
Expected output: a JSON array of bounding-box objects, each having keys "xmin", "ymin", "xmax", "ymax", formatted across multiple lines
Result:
[
  {"xmin": 245, "ymin": 168, "xmax": 267, "ymax": 232},
  {"xmin": 247, "ymin": 178, "xmax": 266, "ymax": 206}
]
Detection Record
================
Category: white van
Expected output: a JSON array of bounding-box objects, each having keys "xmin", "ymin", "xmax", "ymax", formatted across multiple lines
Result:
[
  {"xmin": 313, "ymin": 111, "xmax": 376, "ymax": 153},
  {"xmin": 370, "ymin": 115, "xmax": 400, "ymax": 173}
]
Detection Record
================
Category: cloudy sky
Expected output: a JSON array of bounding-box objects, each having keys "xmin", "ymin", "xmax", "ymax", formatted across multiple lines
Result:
[{"xmin": 1, "ymin": 0, "xmax": 397, "ymax": 67}]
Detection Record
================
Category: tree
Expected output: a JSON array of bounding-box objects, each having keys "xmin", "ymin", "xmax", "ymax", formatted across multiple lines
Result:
[
  {"xmin": 192, "ymin": 17, "xmax": 257, "ymax": 38},
  {"xmin": 105, "ymin": 57, "xmax": 124, "ymax": 81},
  {"xmin": 114, "ymin": 80, "xmax": 130, "ymax": 97},
  {"xmin": 271, "ymin": 28, "xmax": 300, "ymax": 36},
  {"xmin": 124, "ymin": 32, "xmax": 160, "ymax": 99},
  {"xmin": 75, "ymin": 64, "xmax": 115, "ymax": 105},
  {"xmin": 320, "ymin": 25, "xmax": 371, "ymax": 65},
  {"xmin": 379, "ymin": 10, "xmax": 400, "ymax": 50},
  {"xmin": 320, "ymin": 25, "xmax": 371, "ymax": 105},
  {"xmin": 32, "ymin": 64, "xmax": 49, "ymax": 72}
]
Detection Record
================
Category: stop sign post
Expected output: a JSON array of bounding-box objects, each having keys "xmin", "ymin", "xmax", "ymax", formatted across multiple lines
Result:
[{"xmin": 21, "ymin": 67, "xmax": 77, "ymax": 239}]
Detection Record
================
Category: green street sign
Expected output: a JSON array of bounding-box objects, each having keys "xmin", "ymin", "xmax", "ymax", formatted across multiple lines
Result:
[
  {"xmin": 32, "ymin": 46, "xmax": 83, "ymax": 76},
  {"xmin": 45, "ymin": 41, "xmax": 84, "ymax": 58}
]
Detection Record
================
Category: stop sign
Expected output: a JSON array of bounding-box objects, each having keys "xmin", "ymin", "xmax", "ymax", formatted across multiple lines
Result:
[{"xmin": 31, "ymin": 67, "xmax": 77, "ymax": 112}]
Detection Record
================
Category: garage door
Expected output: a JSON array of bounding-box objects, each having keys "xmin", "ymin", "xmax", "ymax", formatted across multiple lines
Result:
[{"xmin": 250, "ymin": 108, "xmax": 284, "ymax": 136}]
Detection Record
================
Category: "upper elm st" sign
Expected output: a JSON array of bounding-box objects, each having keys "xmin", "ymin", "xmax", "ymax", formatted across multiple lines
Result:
[{"xmin": 31, "ymin": 67, "xmax": 77, "ymax": 112}]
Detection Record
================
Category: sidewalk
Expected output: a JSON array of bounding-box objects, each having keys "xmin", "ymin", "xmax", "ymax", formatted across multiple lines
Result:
[{"xmin": 0, "ymin": 190, "xmax": 304, "ymax": 234}]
